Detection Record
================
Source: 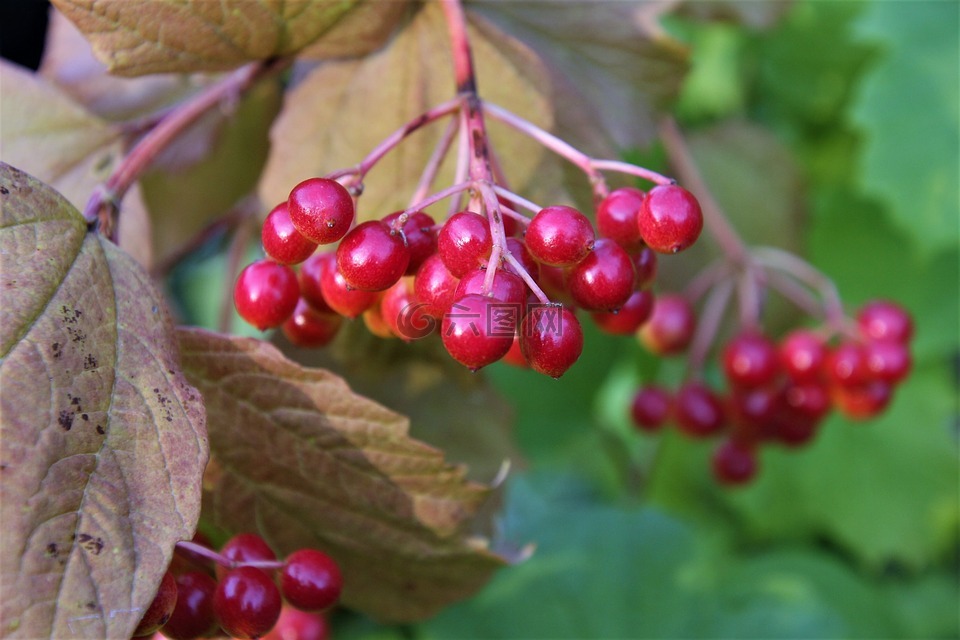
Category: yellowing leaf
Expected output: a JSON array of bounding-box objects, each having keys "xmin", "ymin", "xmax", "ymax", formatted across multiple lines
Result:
[
  {"xmin": 177, "ymin": 328, "xmax": 508, "ymax": 623},
  {"xmin": 0, "ymin": 164, "xmax": 208, "ymax": 639},
  {"xmin": 50, "ymin": 0, "xmax": 409, "ymax": 77},
  {"xmin": 0, "ymin": 61, "xmax": 153, "ymax": 267},
  {"xmin": 259, "ymin": 3, "xmax": 568, "ymax": 219}
]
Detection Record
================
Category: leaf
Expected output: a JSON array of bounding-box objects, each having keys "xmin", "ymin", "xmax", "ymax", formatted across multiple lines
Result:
[
  {"xmin": 259, "ymin": 3, "xmax": 569, "ymax": 220},
  {"xmin": 850, "ymin": 1, "xmax": 960, "ymax": 254},
  {"xmin": 0, "ymin": 163, "xmax": 208, "ymax": 639},
  {"xmin": 177, "ymin": 328, "xmax": 508, "ymax": 623},
  {"xmin": 50, "ymin": 0, "xmax": 409, "ymax": 77},
  {"xmin": 469, "ymin": 1, "xmax": 689, "ymax": 155},
  {"xmin": 0, "ymin": 60, "xmax": 154, "ymax": 267}
]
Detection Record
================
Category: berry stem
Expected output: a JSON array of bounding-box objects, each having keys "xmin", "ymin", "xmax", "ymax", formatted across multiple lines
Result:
[
  {"xmin": 589, "ymin": 159, "xmax": 674, "ymax": 186},
  {"xmin": 410, "ymin": 114, "xmax": 460, "ymax": 207},
  {"xmin": 685, "ymin": 278, "xmax": 735, "ymax": 379},
  {"xmin": 403, "ymin": 180, "xmax": 475, "ymax": 217},
  {"xmin": 504, "ymin": 253, "xmax": 551, "ymax": 304},
  {"xmin": 657, "ymin": 117, "xmax": 749, "ymax": 266},
  {"xmin": 751, "ymin": 246, "xmax": 848, "ymax": 332},
  {"xmin": 492, "ymin": 185, "xmax": 540, "ymax": 216},
  {"xmin": 174, "ymin": 541, "xmax": 284, "ymax": 571},
  {"xmin": 82, "ymin": 59, "xmax": 287, "ymax": 240}
]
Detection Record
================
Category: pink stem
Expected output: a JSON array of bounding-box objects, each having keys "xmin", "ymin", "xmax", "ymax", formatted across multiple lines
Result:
[
  {"xmin": 589, "ymin": 159, "xmax": 673, "ymax": 187},
  {"xmin": 685, "ymin": 279, "xmax": 735, "ymax": 380},
  {"xmin": 492, "ymin": 185, "xmax": 540, "ymax": 215},
  {"xmin": 175, "ymin": 540, "xmax": 284, "ymax": 571},
  {"xmin": 410, "ymin": 115, "xmax": 460, "ymax": 207},
  {"xmin": 750, "ymin": 246, "xmax": 847, "ymax": 329},
  {"xmin": 403, "ymin": 181, "xmax": 475, "ymax": 217}
]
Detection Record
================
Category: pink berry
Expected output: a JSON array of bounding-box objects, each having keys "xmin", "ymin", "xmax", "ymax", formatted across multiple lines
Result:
[
  {"xmin": 856, "ymin": 300, "xmax": 913, "ymax": 344},
  {"xmin": 630, "ymin": 386, "xmax": 672, "ymax": 431},
  {"xmin": 711, "ymin": 440, "xmax": 758, "ymax": 486},
  {"xmin": 336, "ymin": 220, "xmax": 410, "ymax": 291},
  {"xmin": 674, "ymin": 382, "xmax": 725, "ymax": 438},
  {"xmin": 437, "ymin": 212, "xmax": 492, "ymax": 277},
  {"xmin": 441, "ymin": 294, "xmax": 515, "ymax": 370},
  {"xmin": 823, "ymin": 341, "xmax": 870, "ymax": 389},
  {"xmin": 280, "ymin": 549, "xmax": 343, "ymax": 613},
  {"xmin": 288, "ymin": 178, "xmax": 355, "ymax": 244},
  {"xmin": 525, "ymin": 205, "xmax": 595, "ymax": 267},
  {"xmin": 638, "ymin": 294, "xmax": 696, "ymax": 356},
  {"xmin": 234, "ymin": 260, "xmax": 300, "ymax": 331},
  {"xmin": 722, "ymin": 331, "xmax": 781, "ymax": 389},
  {"xmin": 779, "ymin": 330, "xmax": 827, "ymax": 382},
  {"xmin": 520, "ymin": 305, "xmax": 583, "ymax": 378},
  {"xmin": 596, "ymin": 187, "xmax": 645, "ymax": 250},
  {"xmin": 637, "ymin": 184, "xmax": 703, "ymax": 253},
  {"xmin": 591, "ymin": 290, "xmax": 654, "ymax": 335},
  {"xmin": 782, "ymin": 381, "xmax": 831, "ymax": 422},
  {"xmin": 863, "ymin": 340, "xmax": 912, "ymax": 384},
  {"xmin": 261, "ymin": 201, "xmax": 318, "ymax": 265},
  {"xmin": 567, "ymin": 238, "xmax": 636, "ymax": 311}
]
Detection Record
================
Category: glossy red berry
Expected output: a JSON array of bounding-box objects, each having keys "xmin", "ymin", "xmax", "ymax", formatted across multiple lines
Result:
[
  {"xmin": 441, "ymin": 294, "xmax": 515, "ymax": 371},
  {"xmin": 729, "ymin": 386, "xmax": 781, "ymax": 440},
  {"xmin": 413, "ymin": 254, "xmax": 460, "ymax": 319},
  {"xmin": 234, "ymin": 260, "xmax": 300, "ymax": 331},
  {"xmin": 437, "ymin": 212, "xmax": 492, "ymax": 277},
  {"xmin": 782, "ymin": 381, "xmax": 831, "ymax": 422},
  {"xmin": 297, "ymin": 253, "xmax": 336, "ymax": 315},
  {"xmin": 316, "ymin": 252, "xmax": 378, "ymax": 318},
  {"xmin": 779, "ymin": 330, "xmax": 827, "ymax": 382},
  {"xmin": 722, "ymin": 331, "xmax": 781, "ymax": 388},
  {"xmin": 630, "ymin": 386, "xmax": 672, "ymax": 431},
  {"xmin": 567, "ymin": 238, "xmax": 636, "ymax": 311},
  {"xmin": 591, "ymin": 290, "xmax": 654, "ymax": 335},
  {"xmin": 133, "ymin": 571, "xmax": 178, "ymax": 637},
  {"xmin": 159, "ymin": 572, "xmax": 218, "ymax": 640},
  {"xmin": 280, "ymin": 549, "xmax": 343, "ymax": 613},
  {"xmin": 264, "ymin": 606, "xmax": 329, "ymax": 640},
  {"xmin": 502, "ymin": 237, "xmax": 540, "ymax": 281},
  {"xmin": 863, "ymin": 340, "xmax": 912, "ymax": 384},
  {"xmin": 832, "ymin": 381, "xmax": 893, "ymax": 420},
  {"xmin": 214, "ymin": 567, "xmax": 282, "ymax": 640},
  {"xmin": 502, "ymin": 334, "xmax": 528, "ymax": 368},
  {"xmin": 637, "ymin": 184, "xmax": 703, "ymax": 253},
  {"xmin": 336, "ymin": 220, "xmax": 410, "ymax": 291},
  {"xmin": 525, "ymin": 205, "xmax": 595, "ymax": 267},
  {"xmin": 856, "ymin": 300, "xmax": 913, "ymax": 344},
  {"xmin": 281, "ymin": 299, "xmax": 342, "ymax": 348},
  {"xmin": 362, "ymin": 296, "xmax": 394, "ymax": 339},
  {"xmin": 770, "ymin": 411, "xmax": 820, "ymax": 447},
  {"xmin": 823, "ymin": 341, "xmax": 870, "ymax": 389},
  {"xmin": 455, "ymin": 268, "xmax": 527, "ymax": 310},
  {"xmin": 711, "ymin": 440, "xmax": 758, "ymax": 486},
  {"xmin": 597, "ymin": 187, "xmax": 645, "ymax": 250},
  {"xmin": 381, "ymin": 277, "xmax": 436, "ymax": 341},
  {"xmin": 383, "ymin": 210, "xmax": 437, "ymax": 275},
  {"xmin": 632, "ymin": 246, "xmax": 658, "ymax": 289},
  {"xmin": 638, "ymin": 294, "xmax": 696, "ymax": 356},
  {"xmin": 262, "ymin": 202, "xmax": 318, "ymax": 265},
  {"xmin": 218, "ymin": 533, "xmax": 276, "ymax": 580},
  {"xmin": 288, "ymin": 177, "xmax": 355, "ymax": 244},
  {"xmin": 520, "ymin": 305, "xmax": 583, "ymax": 378},
  {"xmin": 674, "ymin": 382, "xmax": 725, "ymax": 438}
]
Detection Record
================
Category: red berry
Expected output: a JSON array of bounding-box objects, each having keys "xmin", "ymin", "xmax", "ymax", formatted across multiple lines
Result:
[
  {"xmin": 336, "ymin": 221, "xmax": 410, "ymax": 291},
  {"xmin": 638, "ymin": 294, "xmax": 696, "ymax": 356},
  {"xmin": 297, "ymin": 253, "xmax": 336, "ymax": 315},
  {"xmin": 832, "ymin": 381, "xmax": 893, "ymax": 420},
  {"xmin": 637, "ymin": 184, "xmax": 703, "ymax": 253},
  {"xmin": 362, "ymin": 296, "xmax": 394, "ymax": 339},
  {"xmin": 520, "ymin": 305, "xmax": 583, "ymax": 378},
  {"xmin": 288, "ymin": 178, "xmax": 355, "ymax": 244},
  {"xmin": 729, "ymin": 386, "xmax": 781, "ymax": 441},
  {"xmin": 502, "ymin": 334, "xmax": 528, "ymax": 368},
  {"xmin": 781, "ymin": 381, "xmax": 831, "ymax": 423},
  {"xmin": 502, "ymin": 237, "xmax": 540, "ymax": 281},
  {"xmin": 381, "ymin": 276, "xmax": 436, "ymax": 341},
  {"xmin": 591, "ymin": 290, "xmax": 654, "ymax": 335},
  {"xmin": 234, "ymin": 260, "xmax": 300, "ymax": 331},
  {"xmin": 567, "ymin": 238, "xmax": 636, "ymax": 311},
  {"xmin": 281, "ymin": 299, "xmax": 342, "ymax": 348},
  {"xmin": 160, "ymin": 572, "xmax": 218, "ymax": 640},
  {"xmin": 383, "ymin": 210, "xmax": 437, "ymax": 275},
  {"xmin": 722, "ymin": 331, "xmax": 781, "ymax": 389},
  {"xmin": 779, "ymin": 330, "xmax": 827, "ymax": 382},
  {"xmin": 863, "ymin": 340, "xmax": 912, "ymax": 384},
  {"xmin": 455, "ymin": 268, "xmax": 527, "ymax": 310},
  {"xmin": 133, "ymin": 571, "xmax": 178, "ymax": 637},
  {"xmin": 770, "ymin": 411, "xmax": 820, "ymax": 447},
  {"xmin": 674, "ymin": 382, "xmax": 725, "ymax": 438},
  {"xmin": 218, "ymin": 533, "xmax": 276, "ymax": 581},
  {"xmin": 214, "ymin": 567, "xmax": 282, "ymax": 640},
  {"xmin": 711, "ymin": 440, "xmax": 758, "ymax": 486},
  {"xmin": 316, "ymin": 252, "xmax": 378, "ymax": 318},
  {"xmin": 441, "ymin": 294, "xmax": 515, "ymax": 370},
  {"xmin": 437, "ymin": 212, "xmax": 492, "ymax": 277},
  {"xmin": 262, "ymin": 202, "xmax": 318, "ymax": 265},
  {"xmin": 596, "ymin": 187, "xmax": 645, "ymax": 250},
  {"xmin": 856, "ymin": 300, "xmax": 913, "ymax": 344},
  {"xmin": 413, "ymin": 254, "xmax": 460, "ymax": 319},
  {"xmin": 525, "ymin": 205, "xmax": 595, "ymax": 267},
  {"xmin": 632, "ymin": 246, "xmax": 658, "ymax": 289},
  {"xmin": 630, "ymin": 386, "xmax": 671, "ymax": 431},
  {"xmin": 280, "ymin": 549, "xmax": 343, "ymax": 613},
  {"xmin": 264, "ymin": 606, "xmax": 329, "ymax": 640},
  {"xmin": 535, "ymin": 263, "xmax": 574, "ymax": 306},
  {"xmin": 823, "ymin": 341, "xmax": 869, "ymax": 389}
]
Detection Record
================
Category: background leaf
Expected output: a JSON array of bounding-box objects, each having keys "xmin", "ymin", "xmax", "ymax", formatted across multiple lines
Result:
[
  {"xmin": 0, "ymin": 164, "xmax": 208, "ymax": 639},
  {"xmin": 50, "ymin": 0, "xmax": 408, "ymax": 77},
  {"xmin": 177, "ymin": 328, "xmax": 508, "ymax": 623}
]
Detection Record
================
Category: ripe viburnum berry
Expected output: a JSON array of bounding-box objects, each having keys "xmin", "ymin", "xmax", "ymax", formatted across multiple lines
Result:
[
  {"xmin": 287, "ymin": 177, "xmax": 355, "ymax": 245},
  {"xmin": 525, "ymin": 205, "xmax": 595, "ymax": 267},
  {"xmin": 636, "ymin": 184, "xmax": 703, "ymax": 253},
  {"xmin": 233, "ymin": 260, "xmax": 299, "ymax": 331},
  {"xmin": 280, "ymin": 549, "xmax": 343, "ymax": 612}
]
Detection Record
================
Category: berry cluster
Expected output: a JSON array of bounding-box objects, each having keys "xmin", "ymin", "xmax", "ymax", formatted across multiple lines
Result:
[
  {"xmin": 630, "ymin": 298, "xmax": 914, "ymax": 486},
  {"xmin": 133, "ymin": 533, "xmax": 340, "ymax": 639},
  {"xmin": 234, "ymin": 172, "xmax": 703, "ymax": 377}
]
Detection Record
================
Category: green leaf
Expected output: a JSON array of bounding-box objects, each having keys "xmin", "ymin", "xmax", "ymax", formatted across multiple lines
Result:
[
  {"xmin": 851, "ymin": 1, "xmax": 960, "ymax": 254},
  {"xmin": 0, "ymin": 163, "xmax": 208, "ymax": 639},
  {"xmin": 259, "ymin": 3, "xmax": 567, "ymax": 220},
  {"xmin": 177, "ymin": 328, "xmax": 508, "ymax": 623},
  {"xmin": 50, "ymin": 0, "xmax": 410, "ymax": 76}
]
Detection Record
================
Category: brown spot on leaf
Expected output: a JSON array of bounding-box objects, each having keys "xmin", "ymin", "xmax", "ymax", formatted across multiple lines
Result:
[
  {"xmin": 77, "ymin": 534, "xmax": 104, "ymax": 555},
  {"xmin": 0, "ymin": 185, "xmax": 8, "ymax": 195},
  {"xmin": 85, "ymin": 601, "xmax": 97, "ymax": 611},
  {"xmin": 96, "ymin": 425, "xmax": 105, "ymax": 435},
  {"xmin": 46, "ymin": 543, "xmax": 58, "ymax": 557},
  {"xmin": 84, "ymin": 354, "xmax": 98, "ymax": 370},
  {"xmin": 51, "ymin": 342, "xmax": 62, "ymax": 359},
  {"xmin": 58, "ymin": 410, "xmax": 74, "ymax": 431}
]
